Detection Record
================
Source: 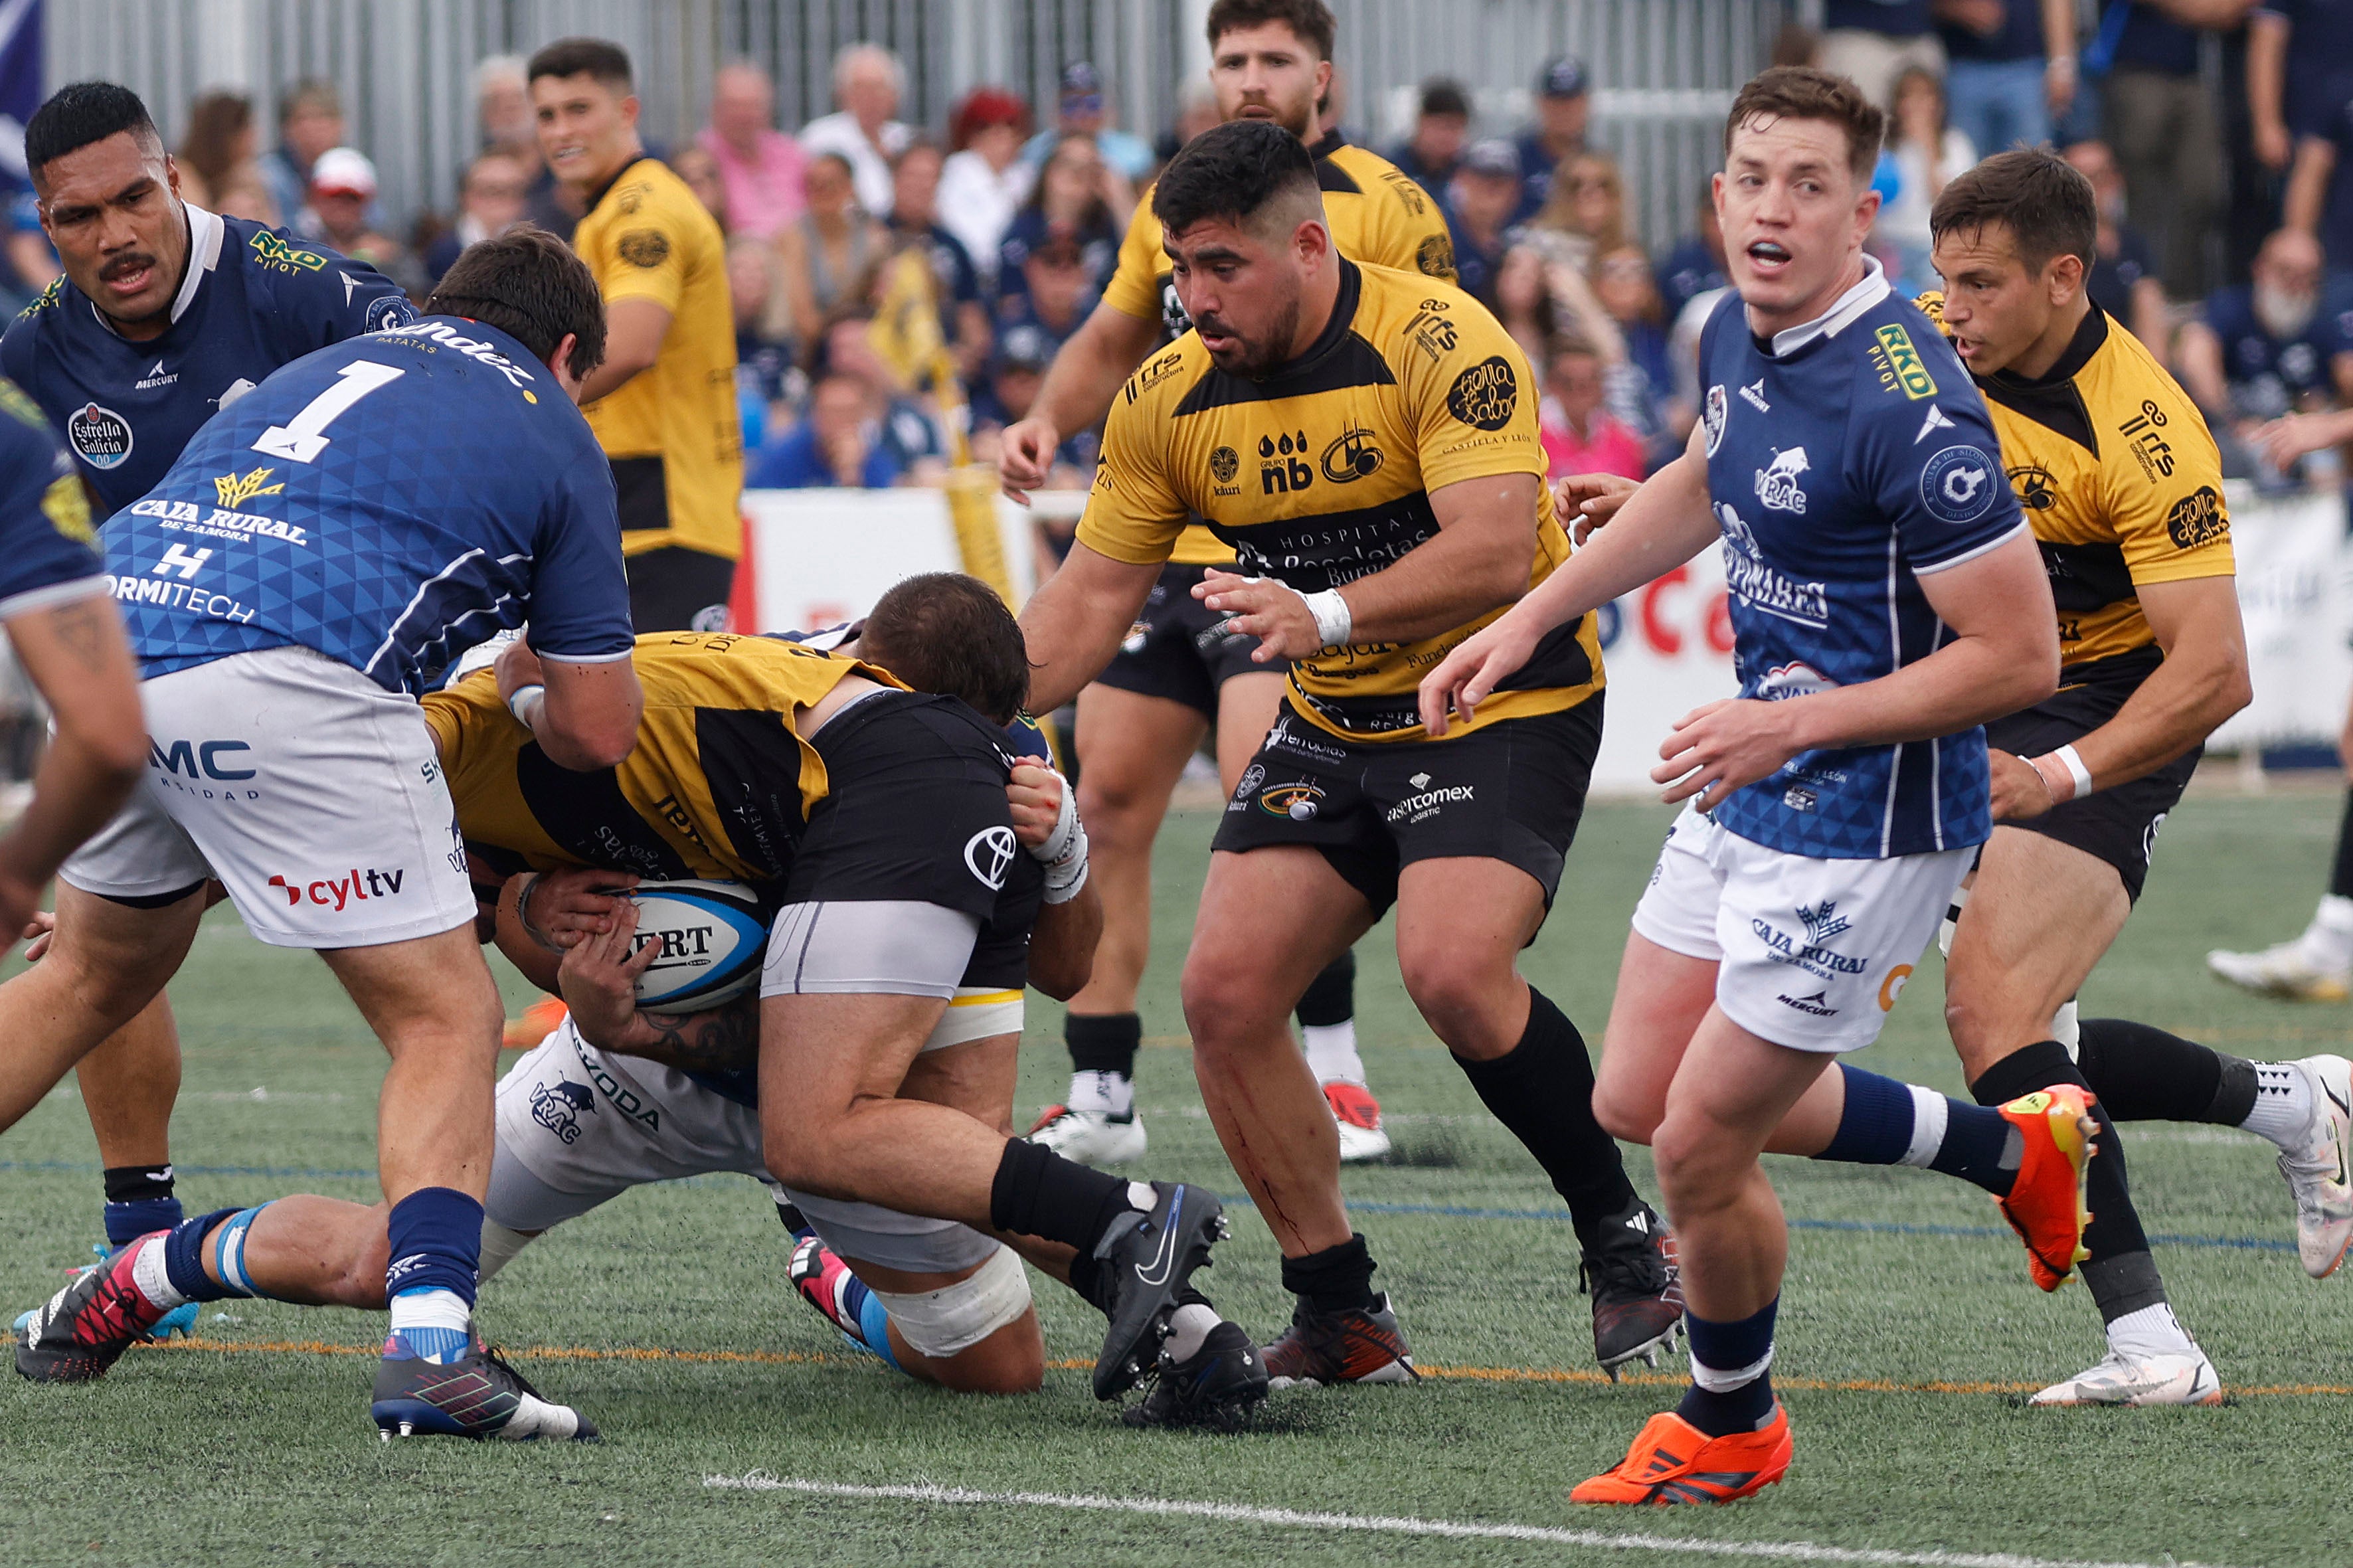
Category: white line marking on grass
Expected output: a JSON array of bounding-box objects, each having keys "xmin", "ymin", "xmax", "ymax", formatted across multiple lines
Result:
[{"xmin": 701, "ymin": 1475, "xmax": 2240, "ymax": 1568}]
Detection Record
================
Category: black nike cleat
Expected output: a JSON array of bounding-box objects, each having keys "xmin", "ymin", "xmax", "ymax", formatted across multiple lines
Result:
[
  {"xmin": 15, "ymin": 1234, "xmax": 172, "ymax": 1384},
  {"xmin": 1580, "ymin": 1199, "xmax": 1684, "ymax": 1381},
  {"xmin": 371, "ymin": 1334, "xmax": 599, "ymax": 1442},
  {"xmin": 1088, "ymin": 1181, "xmax": 1226, "ymax": 1401},
  {"xmin": 1123, "ymin": 1316, "xmax": 1268, "ymax": 1431}
]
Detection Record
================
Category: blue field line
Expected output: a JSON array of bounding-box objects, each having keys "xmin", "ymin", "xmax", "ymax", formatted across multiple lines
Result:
[{"xmin": 0, "ymin": 1158, "xmax": 379, "ymax": 1181}]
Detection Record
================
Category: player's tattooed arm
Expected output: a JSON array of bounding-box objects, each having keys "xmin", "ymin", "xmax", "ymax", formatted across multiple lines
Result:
[
  {"xmin": 609, "ymin": 998, "xmax": 758, "ymax": 1074},
  {"xmin": 555, "ymin": 895, "xmax": 758, "ymax": 1071}
]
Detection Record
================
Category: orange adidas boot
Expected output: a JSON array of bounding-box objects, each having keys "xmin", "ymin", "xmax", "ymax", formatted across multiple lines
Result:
[
  {"xmin": 1994, "ymin": 1085, "xmax": 2098, "ymax": 1290},
  {"xmin": 1571, "ymin": 1405, "xmax": 1792, "ymax": 1505}
]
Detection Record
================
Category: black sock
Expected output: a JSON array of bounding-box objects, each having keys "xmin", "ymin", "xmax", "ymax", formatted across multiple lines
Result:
[
  {"xmin": 2077, "ymin": 1019, "xmax": 2259, "ymax": 1126},
  {"xmin": 1451, "ymin": 987, "xmax": 1638, "ymax": 1247},
  {"xmin": 1294, "ymin": 950, "xmax": 1355, "ymax": 1029},
  {"xmin": 2332, "ymin": 787, "xmax": 2353, "ymax": 899},
  {"xmin": 1280, "ymin": 1234, "xmax": 1379, "ymax": 1316},
  {"xmin": 1065, "ymin": 1012, "xmax": 1140, "ymax": 1081},
  {"xmin": 1970, "ymin": 1039, "xmax": 2163, "ymax": 1322},
  {"xmin": 988, "ymin": 1138, "xmax": 1136, "ymax": 1254}
]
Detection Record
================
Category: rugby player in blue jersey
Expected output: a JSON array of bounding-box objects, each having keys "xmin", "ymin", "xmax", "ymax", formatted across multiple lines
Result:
[
  {"xmin": 0, "ymin": 83, "xmax": 416, "ymax": 1267},
  {"xmin": 1423, "ymin": 67, "xmax": 2073, "ymax": 1502},
  {"xmin": 6, "ymin": 228, "xmax": 642, "ymax": 1442}
]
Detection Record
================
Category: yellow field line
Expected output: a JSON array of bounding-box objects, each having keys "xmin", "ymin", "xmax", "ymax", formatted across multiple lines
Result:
[{"xmin": 141, "ymin": 1338, "xmax": 2352, "ymax": 1397}]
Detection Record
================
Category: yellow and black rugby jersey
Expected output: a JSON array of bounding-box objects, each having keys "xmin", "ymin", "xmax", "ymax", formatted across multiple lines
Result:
[
  {"xmin": 1919, "ymin": 294, "xmax": 2230, "ymax": 683},
  {"xmin": 574, "ymin": 158, "xmax": 744, "ymax": 562},
  {"xmin": 1101, "ymin": 131, "xmax": 1458, "ymax": 568},
  {"xmin": 422, "ymin": 632, "xmax": 897, "ymax": 889},
  {"xmin": 1081, "ymin": 258, "xmax": 1598, "ymax": 743}
]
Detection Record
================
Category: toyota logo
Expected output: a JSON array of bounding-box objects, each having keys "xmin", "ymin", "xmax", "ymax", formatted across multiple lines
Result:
[{"xmin": 964, "ymin": 826, "xmax": 1018, "ymax": 890}]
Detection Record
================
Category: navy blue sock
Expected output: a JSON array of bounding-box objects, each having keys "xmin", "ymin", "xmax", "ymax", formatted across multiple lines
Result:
[
  {"xmin": 104, "ymin": 1164, "xmax": 183, "ymax": 1248},
  {"xmin": 1813, "ymin": 1067, "xmax": 2018, "ymax": 1197},
  {"xmin": 160, "ymin": 1208, "xmax": 242, "ymax": 1304},
  {"xmin": 1816, "ymin": 1066, "xmax": 1914, "ymax": 1164},
  {"xmin": 1677, "ymin": 1297, "xmax": 1779, "ymax": 1438},
  {"xmin": 385, "ymin": 1187, "xmax": 484, "ymax": 1309}
]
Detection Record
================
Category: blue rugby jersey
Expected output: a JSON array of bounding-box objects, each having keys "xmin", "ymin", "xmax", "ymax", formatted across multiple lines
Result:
[
  {"xmin": 105, "ymin": 316, "xmax": 633, "ymax": 693},
  {"xmin": 1696, "ymin": 258, "xmax": 2026, "ymax": 859},
  {"xmin": 1, "ymin": 205, "xmax": 415, "ymax": 511},
  {"xmin": 0, "ymin": 378, "xmax": 106, "ymax": 616}
]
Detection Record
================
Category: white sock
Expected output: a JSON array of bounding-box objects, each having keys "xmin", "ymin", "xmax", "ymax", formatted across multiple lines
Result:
[
  {"xmin": 2243, "ymin": 1062, "xmax": 2318, "ymax": 1146},
  {"xmin": 1162, "ymin": 1302, "xmax": 1221, "ymax": 1363},
  {"xmin": 130, "ymin": 1235, "xmax": 187, "ymax": 1312},
  {"xmin": 387, "ymin": 1286, "xmax": 472, "ymax": 1357},
  {"xmin": 1895, "ymin": 1084, "xmax": 1948, "ymax": 1169},
  {"xmin": 2106, "ymin": 1300, "xmax": 2196, "ymax": 1360},
  {"xmin": 1067, "ymin": 1071, "xmax": 1133, "ymax": 1118},
  {"xmin": 2308, "ymin": 895, "xmax": 2353, "ymax": 970},
  {"xmin": 1302, "ymin": 1021, "xmax": 1365, "ymax": 1086}
]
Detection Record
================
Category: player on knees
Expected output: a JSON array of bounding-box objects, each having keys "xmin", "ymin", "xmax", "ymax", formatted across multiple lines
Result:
[
  {"xmin": 9, "ymin": 230, "xmax": 642, "ymax": 1442},
  {"xmin": 1425, "ymin": 67, "xmax": 2061, "ymax": 1502},
  {"xmin": 1019, "ymin": 118, "xmax": 1682, "ymax": 1387}
]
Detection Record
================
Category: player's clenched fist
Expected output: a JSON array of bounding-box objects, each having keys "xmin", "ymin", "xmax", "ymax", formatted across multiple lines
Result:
[
  {"xmin": 1556, "ymin": 472, "xmax": 1641, "ymax": 547},
  {"xmin": 1417, "ymin": 615, "xmax": 1541, "ymax": 737},
  {"xmin": 1986, "ymin": 748, "xmax": 2056, "ymax": 822},
  {"xmin": 997, "ymin": 417, "xmax": 1063, "ymax": 504}
]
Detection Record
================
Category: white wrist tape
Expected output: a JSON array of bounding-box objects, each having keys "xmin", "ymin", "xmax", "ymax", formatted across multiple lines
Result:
[
  {"xmin": 1300, "ymin": 587, "xmax": 1352, "ymax": 650},
  {"xmin": 2053, "ymin": 743, "xmax": 2093, "ymax": 800},
  {"xmin": 1025, "ymin": 766, "xmax": 1090, "ymax": 904},
  {"xmin": 507, "ymin": 683, "xmax": 546, "ymax": 730}
]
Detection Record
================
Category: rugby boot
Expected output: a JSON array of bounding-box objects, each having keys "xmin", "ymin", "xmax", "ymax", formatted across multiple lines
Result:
[
  {"xmin": 1122, "ymin": 1306, "xmax": 1268, "ymax": 1431},
  {"xmin": 15, "ymin": 1235, "xmax": 173, "ymax": 1383},
  {"xmin": 1260, "ymin": 1291, "xmax": 1419, "ymax": 1390},
  {"xmin": 2029, "ymin": 1346, "xmax": 2222, "ymax": 1407},
  {"xmin": 1579, "ymin": 1199, "xmax": 1684, "ymax": 1379},
  {"xmin": 1027, "ymin": 1104, "xmax": 1148, "ymax": 1166},
  {"xmin": 1324, "ymin": 1081, "xmax": 1392, "ymax": 1163},
  {"xmin": 502, "ymin": 996, "xmax": 569, "ymax": 1051},
  {"xmin": 786, "ymin": 1232, "xmax": 860, "ymax": 1336},
  {"xmin": 2208, "ymin": 936, "xmax": 2350, "ymax": 1002},
  {"xmin": 1088, "ymin": 1181, "xmax": 1227, "ymax": 1401},
  {"xmin": 371, "ymin": 1332, "xmax": 598, "ymax": 1440},
  {"xmin": 1571, "ymin": 1406, "xmax": 1792, "ymax": 1505},
  {"xmin": 2276, "ymin": 1054, "xmax": 2353, "ymax": 1278},
  {"xmin": 13, "ymin": 1241, "xmax": 196, "ymax": 1346},
  {"xmin": 1993, "ymin": 1085, "xmax": 2098, "ymax": 1291}
]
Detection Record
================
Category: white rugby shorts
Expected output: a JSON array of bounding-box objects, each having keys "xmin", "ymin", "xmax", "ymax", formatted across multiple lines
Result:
[
  {"xmin": 59, "ymin": 645, "xmax": 475, "ymax": 948},
  {"xmin": 1630, "ymin": 803, "xmax": 1970, "ymax": 1053},
  {"xmin": 489, "ymin": 1018, "xmax": 1002, "ymax": 1274}
]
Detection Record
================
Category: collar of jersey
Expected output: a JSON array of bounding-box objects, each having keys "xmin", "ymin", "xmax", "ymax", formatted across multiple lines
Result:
[
  {"xmin": 1265, "ymin": 256, "xmax": 1363, "ymax": 382},
  {"xmin": 1306, "ymin": 127, "xmax": 1347, "ymax": 161},
  {"xmin": 88, "ymin": 201, "xmax": 222, "ymax": 340},
  {"xmin": 1758, "ymin": 252, "xmax": 1889, "ymax": 359},
  {"xmin": 1984, "ymin": 300, "xmax": 2109, "ymax": 390},
  {"xmin": 584, "ymin": 153, "xmax": 655, "ymax": 217}
]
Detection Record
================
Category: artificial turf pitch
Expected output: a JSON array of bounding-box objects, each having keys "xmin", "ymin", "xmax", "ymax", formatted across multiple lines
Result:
[{"xmin": 1, "ymin": 790, "xmax": 2347, "ymax": 1567}]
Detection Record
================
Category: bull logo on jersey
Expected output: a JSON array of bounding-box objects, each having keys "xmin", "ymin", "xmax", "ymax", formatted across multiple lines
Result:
[
  {"xmin": 1209, "ymin": 446, "xmax": 1241, "ymax": 484},
  {"xmin": 2008, "ymin": 464, "xmax": 2058, "ymax": 511},
  {"xmin": 530, "ymin": 1078, "xmax": 596, "ymax": 1145},
  {"xmin": 1703, "ymin": 385, "xmax": 1727, "ymax": 456},
  {"xmin": 1921, "ymin": 446, "xmax": 1999, "ymax": 524},
  {"xmin": 213, "ymin": 466, "xmax": 284, "ymax": 507},
  {"xmin": 1320, "ymin": 428, "xmax": 1384, "ymax": 484},
  {"xmin": 1753, "ymin": 446, "xmax": 1810, "ymax": 513},
  {"xmin": 65, "ymin": 402, "xmax": 132, "ymax": 470},
  {"xmin": 2164, "ymin": 485, "xmax": 2227, "ymax": 549},
  {"xmin": 1259, "ymin": 781, "xmax": 1325, "ymax": 821},
  {"xmin": 1446, "ymin": 356, "xmax": 1518, "ymax": 431}
]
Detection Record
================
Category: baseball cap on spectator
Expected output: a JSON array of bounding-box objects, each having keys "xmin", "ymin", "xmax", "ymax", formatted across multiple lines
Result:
[
  {"xmin": 1538, "ymin": 57, "xmax": 1589, "ymax": 100},
  {"xmin": 310, "ymin": 146, "xmax": 377, "ymax": 197},
  {"xmin": 1461, "ymin": 139, "xmax": 1522, "ymax": 180},
  {"xmin": 1420, "ymin": 79, "xmax": 1471, "ymax": 120},
  {"xmin": 1060, "ymin": 61, "xmax": 1105, "ymax": 118},
  {"xmin": 999, "ymin": 322, "xmax": 1057, "ymax": 371}
]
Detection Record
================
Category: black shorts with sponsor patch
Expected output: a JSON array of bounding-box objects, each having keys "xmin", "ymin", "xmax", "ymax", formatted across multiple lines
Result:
[
  {"xmin": 1092, "ymin": 563, "xmax": 1286, "ymax": 718},
  {"xmin": 1211, "ymin": 694, "xmax": 1603, "ymax": 918},
  {"xmin": 793, "ymin": 689, "xmax": 1044, "ymax": 984},
  {"xmin": 1982, "ymin": 657, "xmax": 2194, "ymax": 903},
  {"xmin": 624, "ymin": 544, "xmax": 737, "ymax": 634}
]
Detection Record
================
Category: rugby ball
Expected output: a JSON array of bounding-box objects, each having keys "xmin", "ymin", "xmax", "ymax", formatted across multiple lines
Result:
[{"xmin": 626, "ymin": 879, "xmax": 768, "ymax": 1015}]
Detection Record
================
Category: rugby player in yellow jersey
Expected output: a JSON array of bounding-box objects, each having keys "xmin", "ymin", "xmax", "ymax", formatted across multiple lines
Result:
[
  {"xmin": 1019, "ymin": 119, "xmax": 1682, "ymax": 1387},
  {"xmin": 533, "ymin": 38, "xmax": 743, "ymax": 633},
  {"xmin": 1003, "ymin": 0, "xmax": 1458, "ymax": 1176}
]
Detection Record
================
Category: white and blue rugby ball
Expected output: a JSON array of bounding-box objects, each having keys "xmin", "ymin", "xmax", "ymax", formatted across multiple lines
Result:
[{"xmin": 627, "ymin": 879, "xmax": 768, "ymax": 1015}]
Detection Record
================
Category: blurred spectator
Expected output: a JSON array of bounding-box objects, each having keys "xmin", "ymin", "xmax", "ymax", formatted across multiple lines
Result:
[
  {"xmin": 970, "ymin": 324, "xmax": 1090, "ymax": 484},
  {"xmin": 308, "ymin": 147, "xmax": 428, "ymax": 298},
  {"xmin": 1877, "ymin": 66, "xmax": 1977, "ymax": 294},
  {"xmin": 2176, "ymin": 227, "xmax": 2353, "ymax": 476},
  {"xmin": 887, "ymin": 137, "xmax": 992, "ymax": 381},
  {"xmin": 177, "ymin": 92, "xmax": 267, "ymax": 217},
  {"xmin": 1816, "ymin": 1, "xmax": 1945, "ymax": 111},
  {"xmin": 2063, "ymin": 139, "xmax": 2172, "ymax": 352},
  {"xmin": 973, "ymin": 237, "xmax": 1098, "ymax": 472},
  {"xmin": 1539, "ymin": 338, "xmax": 1646, "ymax": 481},
  {"xmin": 476, "ymin": 54, "xmax": 572, "ymax": 234},
  {"xmin": 1154, "ymin": 80, "xmax": 1222, "ymax": 167},
  {"xmin": 1492, "ymin": 244, "xmax": 1562, "ymax": 367},
  {"xmin": 697, "ymin": 61, "xmax": 806, "ymax": 240},
  {"xmin": 1937, "ymin": 1, "xmax": 2076, "ymax": 156},
  {"xmin": 1024, "ymin": 62, "xmax": 1155, "ymax": 182},
  {"xmin": 1389, "ymin": 78, "xmax": 1471, "ymax": 201},
  {"xmin": 2283, "ymin": 69, "xmax": 2353, "ymax": 284},
  {"xmin": 1528, "ymin": 149, "xmax": 1628, "ymax": 268},
  {"xmin": 777, "ymin": 152, "xmax": 890, "ymax": 355},
  {"xmin": 729, "ymin": 234, "xmax": 798, "ymax": 438},
  {"xmin": 671, "ymin": 143, "xmax": 729, "ymax": 227},
  {"xmin": 800, "ymin": 44, "xmax": 913, "ymax": 219},
  {"xmin": 749, "ymin": 369, "xmax": 899, "ymax": 488},
  {"xmin": 2247, "ymin": 0, "xmax": 2353, "ymax": 176},
  {"xmin": 2100, "ymin": 1, "xmax": 2249, "ymax": 302},
  {"xmin": 4, "ymin": 183, "xmax": 54, "ymax": 300},
  {"xmin": 939, "ymin": 88, "xmax": 1033, "ymax": 286},
  {"xmin": 1513, "ymin": 57, "xmax": 1592, "ymax": 222},
  {"xmin": 1654, "ymin": 181, "xmax": 1729, "ymax": 325},
  {"xmin": 260, "ymin": 78, "xmax": 346, "ymax": 238},
  {"xmin": 1446, "ymin": 139, "xmax": 1524, "ymax": 307},
  {"xmin": 424, "ymin": 150, "xmax": 530, "ymax": 283},
  {"xmin": 821, "ymin": 316, "xmax": 948, "ymax": 480},
  {"xmin": 996, "ymin": 132, "xmax": 1125, "ymax": 310},
  {"xmin": 1594, "ymin": 242, "xmax": 1674, "ymax": 403}
]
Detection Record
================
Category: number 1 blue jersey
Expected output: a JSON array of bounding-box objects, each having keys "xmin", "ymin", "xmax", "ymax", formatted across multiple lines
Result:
[
  {"xmin": 1697, "ymin": 262, "xmax": 2026, "ymax": 859},
  {"xmin": 106, "ymin": 317, "xmax": 634, "ymax": 693}
]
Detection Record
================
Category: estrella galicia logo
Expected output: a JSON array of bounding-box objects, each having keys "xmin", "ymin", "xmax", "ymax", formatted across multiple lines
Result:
[
  {"xmin": 1209, "ymin": 444, "xmax": 1241, "ymax": 484},
  {"xmin": 1319, "ymin": 428, "xmax": 1384, "ymax": 483},
  {"xmin": 530, "ymin": 1078, "xmax": 596, "ymax": 1145},
  {"xmin": 964, "ymin": 826, "xmax": 1017, "ymax": 889},
  {"xmin": 2008, "ymin": 464, "xmax": 2057, "ymax": 511},
  {"xmin": 367, "ymin": 294, "xmax": 418, "ymax": 332},
  {"xmin": 1446, "ymin": 355, "xmax": 1518, "ymax": 430},
  {"xmin": 1229, "ymin": 761, "xmax": 1265, "ymax": 812},
  {"xmin": 1259, "ymin": 781, "xmax": 1325, "ymax": 820},
  {"xmin": 66, "ymin": 402, "xmax": 132, "ymax": 470},
  {"xmin": 1703, "ymin": 384, "xmax": 1727, "ymax": 456},
  {"xmin": 1920, "ymin": 445, "xmax": 1998, "ymax": 524}
]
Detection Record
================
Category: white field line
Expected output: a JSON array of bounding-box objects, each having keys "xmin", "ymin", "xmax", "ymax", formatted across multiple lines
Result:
[{"xmin": 701, "ymin": 1474, "xmax": 2243, "ymax": 1568}]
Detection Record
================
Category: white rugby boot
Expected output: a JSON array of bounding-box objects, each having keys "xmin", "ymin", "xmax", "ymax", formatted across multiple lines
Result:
[
  {"xmin": 2276, "ymin": 1054, "xmax": 2353, "ymax": 1278},
  {"xmin": 2208, "ymin": 934, "xmax": 2351, "ymax": 1002},
  {"xmin": 2030, "ymin": 1347, "xmax": 2222, "ymax": 1407},
  {"xmin": 1324, "ymin": 1081, "xmax": 1392, "ymax": 1163},
  {"xmin": 1026, "ymin": 1104, "xmax": 1148, "ymax": 1166}
]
